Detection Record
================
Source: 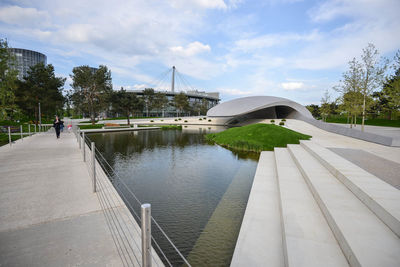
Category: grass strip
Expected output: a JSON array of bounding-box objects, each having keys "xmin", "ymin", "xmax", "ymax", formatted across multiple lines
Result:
[
  {"xmin": 205, "ymin": 123, "xmax": 311, "ymax": 152},
  {"xmin": 325, "ymin": 117, "xmax": 400, "ymax": 127}
]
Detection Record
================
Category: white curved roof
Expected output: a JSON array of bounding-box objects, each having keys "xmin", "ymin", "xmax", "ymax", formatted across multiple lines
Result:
[{"xmin": 207, "ymin": 96, "xmax": 312, "ymax": 118}]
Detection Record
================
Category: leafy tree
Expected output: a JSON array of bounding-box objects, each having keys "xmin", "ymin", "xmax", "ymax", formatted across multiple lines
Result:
[
  {"xmin": 173, "ymin": 92, "xmax": 189, "ymax": 116},
  {"xmin": 71, "ymin": 65, "xmax": 112, "ymax": 124},
  {"xmin": 320, "ymin": 90, "xmax": 331, "ymax": 122},
  {"xmin": 15, "ymin": 63, "xmax": 65, "ymax": 123},
  {"xmin": 111, "ymin": 87, "xmax": 143, "ymax": 125},
  {"xmin": 143, "ymin": 88, "xmax": 155, "ymax": 117},
  {"xmin": 0, "ymin": 39, "xmax": 19, "ymax": 120},
  {"xmin": 381, "ymin": 50, "xmax": 400, "ymax": 118},
  {"xmin": 153, "ymin": 92, "xmax": 169, "ymax": 117},
  {"xmin": 306, "ymin": 104, "xmax": 321, "ymax": 119},
  {"xmin": 359, "ymin": 43, "xmax": 388, "ymax": 131},
  {"xmin": 334, "ymin": 57, "xmax": 363, "ymax": 127}
]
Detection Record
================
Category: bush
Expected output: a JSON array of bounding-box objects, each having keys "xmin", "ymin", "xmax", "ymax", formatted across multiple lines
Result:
[
  {"xmin": 184, "ymin": 120, "xmax": 188, "ymax": 122},
  {"xmin": 270, "ymin": 120, "xmax": 275, "ymax": 124},
  {"xmin": 203, "ymin": 117, "xmax": 207, "ymax": 119},
  {"xmin": 161, "ymin": 119, "xmax": 164, "ymax": 121},
  {"xmin": 174, "ymin": 119, "xmax": 178, "ymax": 121},
  {"xmin": 208, "ymin": 119, "xmax": 212, "ymax": 122},
  {"xmin": 150, "ymin": 120, "xmax": 154, "ymax": 122},
  {"xmin": 184, "ymin": 126, "xmax": 188, "ymax": 128},
  {"xmin": 178, "ymin": 118, "xmax": 182, "ymax": 120},
  {"xmin": 279, "ymin": 122, "xmax": 285, "ymax": 126},
  {"xmin": 281, "ymin": 119, "xmax": 286, "ymax": 122},
  {"xmin": 199, "ymin": 118, "xmax": 202, "ymax": 121}
]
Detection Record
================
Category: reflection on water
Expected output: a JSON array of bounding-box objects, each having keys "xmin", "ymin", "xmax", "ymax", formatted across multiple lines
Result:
[{"xmin": 88, "ymin": 127, "xmax": 258, "ymax": 266}]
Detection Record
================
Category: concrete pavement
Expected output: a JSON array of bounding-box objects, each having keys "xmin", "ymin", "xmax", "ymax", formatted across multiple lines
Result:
[{"xmin": 0, "ymin": 131, "xmax": 163, "ymax": 266}]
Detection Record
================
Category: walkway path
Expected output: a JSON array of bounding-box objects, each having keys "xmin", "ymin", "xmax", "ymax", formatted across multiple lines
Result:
[{"xmin": 0, "ymin": 131, "xmax": 162, "ymax": 266}]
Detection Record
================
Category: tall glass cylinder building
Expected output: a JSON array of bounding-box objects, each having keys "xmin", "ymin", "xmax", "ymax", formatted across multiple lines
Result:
[{"xmin": 8, "ymin": 48, "xmax": 47, "ymax": 80}]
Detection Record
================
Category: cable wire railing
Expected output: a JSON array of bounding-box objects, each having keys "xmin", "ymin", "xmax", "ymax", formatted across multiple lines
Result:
[{"xmin": 73, "ymin": 124, "xmax": 191, "ymax": 267}]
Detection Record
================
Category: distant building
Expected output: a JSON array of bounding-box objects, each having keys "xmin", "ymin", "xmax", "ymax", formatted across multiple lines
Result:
[
  {"xmin": 8, "ymin": 48, "xmax": 47, "ymax": 80},
  {"xmin": 126, "ymin": 89, "xmax": 220, "ymax": 117}
]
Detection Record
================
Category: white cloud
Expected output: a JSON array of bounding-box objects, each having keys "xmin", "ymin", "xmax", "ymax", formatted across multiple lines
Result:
[
  {"xmin": 169, "ymin": 0, "xmax": 228, "ymax": 9},
  {"xmin": 281, "ymin": 82, "xmax": 304, "ymax": 90},
  {"xmin": 170, "ymin": 41, "xmax": 211, "ymax": 57},
  {"xmin": 0, "ymin": 5, "xmax": 50, "ymax": 27}
]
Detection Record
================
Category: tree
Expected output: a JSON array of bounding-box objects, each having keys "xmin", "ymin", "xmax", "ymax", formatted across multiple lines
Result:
[
  {"xmin": 320, "ymin": 90, "xmax": 331, "ymax": 122},
  {"xmin": 15, "ymin": 63, "xmax": 65, "ymax": 123},
  {"xmin": 359, "ymin": 43, "xmax": 388, "ymax": 131},
  {"xmin": 71, "ymin": 65, "xmax": 112, "ymax": 124},
  {"xmin": 111, "ymin": 88, "xmax": 143, "ymax": 125},
  {"xmin": 200, "ymin": 98, "xmax": 209, "ymax": 115},
  {"xmin": 173, "ymin": 92, "xmax": 189, "ymax": 116},
  {"xmin": 153, "ymin": 92, "xmax": 169, "ymax": 117},
  {"xmin": 0, "ymin": 38, "xmax": 19, "ymax": 120},
  {"xmin": 382, "ymin": 50, "xmax": 400, "ymax": 118},
  {"xmin": 143, "ymin": 88, "xmax": 155, "ymax": 117},
  {"xmin": 306, "ymin": 104, "xmax": 321, "ymax": 119},
  {"xmin": 334, "ymin": 57, "xmax": 363, "ymax": 127}
]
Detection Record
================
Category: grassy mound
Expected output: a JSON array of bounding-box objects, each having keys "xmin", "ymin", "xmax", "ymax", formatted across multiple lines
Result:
[{"xmin": 206, "ymin": 123, "xmax": 311, "ymax": 152}]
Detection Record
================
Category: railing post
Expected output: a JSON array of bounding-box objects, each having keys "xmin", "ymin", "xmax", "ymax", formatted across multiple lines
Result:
[
  {"xmin": 28, "ymin": 124, "xmax": 31, "ymax": 136},
  {"xmin": 91, "ymin": 142, "xmax": 96, "ymax": 193},
  {"xmin": 8, "ymin": 126, "xmax": 11, "ymax": 146},
  {"xmin": 39, "ymin": 124, "xmax": 41, "ymax": 133},
  {"xmin": 34, "ymin": 124, "xmax": 36, "ymax": 133},
  {"xmin": 20, "ymin": 125, "xmax": 23, "ymax": 141},
  {"xmin": 82, "ymin": 132, "xmax": 86, "ymax": 162},
  {"xmin": 141, "ymin": 203, "xmax": 152, "ymax": 267},
  {"xmin": 78, "ymin": 130, "xmax": 81, "ymax": 149}
]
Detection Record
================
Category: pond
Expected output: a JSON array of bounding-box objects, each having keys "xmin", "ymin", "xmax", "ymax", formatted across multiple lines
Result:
[{"xmin": 88, "ymin": 125, "xmax": 259, "ymax": 266}]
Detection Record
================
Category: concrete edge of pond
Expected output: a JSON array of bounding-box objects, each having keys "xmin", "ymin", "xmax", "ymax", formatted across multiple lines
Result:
[{"xmin": 80, "ymin": 127, "xmax": 161, "ymax": 133}]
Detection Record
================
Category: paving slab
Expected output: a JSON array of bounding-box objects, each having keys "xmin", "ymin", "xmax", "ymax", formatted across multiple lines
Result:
[
  {"xmin": 275, "ymin": 148, "xmax": 347, "ymax": 267},
  {"xmin": 288, "ymin": 144, "xmax": 400, "ymax": 267},
  {"xmin": 231, "ymin": 152, "xmax": 284, "ymax": 267}
]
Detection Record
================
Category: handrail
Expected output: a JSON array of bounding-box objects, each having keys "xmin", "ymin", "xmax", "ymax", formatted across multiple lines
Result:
[{"xmin": 75, "ymin": 125, "xmax": 192, "ymax": 267}]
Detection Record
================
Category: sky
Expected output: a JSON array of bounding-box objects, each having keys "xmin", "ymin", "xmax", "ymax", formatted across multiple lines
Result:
[{"xmin": 1, "ymin": 0, "xmax": 399, "ymax": 105}]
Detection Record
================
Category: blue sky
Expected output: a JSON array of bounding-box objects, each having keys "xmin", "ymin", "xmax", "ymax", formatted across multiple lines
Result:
[{"xmin": 1, "ymin": 0, "xmax": 399, "ymax": 104}]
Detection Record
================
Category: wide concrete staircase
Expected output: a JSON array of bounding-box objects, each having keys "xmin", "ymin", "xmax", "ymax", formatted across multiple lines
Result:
[{"xmin": 231, "ymin": 140, "xmax": 400, "ymax": 267}]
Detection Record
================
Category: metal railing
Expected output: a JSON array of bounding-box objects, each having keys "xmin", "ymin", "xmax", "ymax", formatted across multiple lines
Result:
[
  {"xmin": 73, "ymin": 124, "xmax": 191, "ymax": 267},
  {"xmin": 5, "ymin": 124, "xmax": 53, "ymax": 146}
]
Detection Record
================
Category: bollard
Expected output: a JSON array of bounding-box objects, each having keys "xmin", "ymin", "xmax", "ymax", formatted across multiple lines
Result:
[
  {"xmin": 8, "ymin": 126, "xmax": 11, "ymax": 146},
  {"xmin": 20, "ymin": 125, "xmax": 23, "ymax": 141},
  {"xmin": 28, "ymin": 124, "xmax": 31, "ymax": 136},
  {"xmin": 91, "ymin": 142, "xmax": 96, "ymax": 193},
  {"xmin": 141, "ymin": 203, "xmax": 152, "ymax": 267},
  {"xmin": 82, "ymin": 132, "xmax": 86, "ymax": 162}
]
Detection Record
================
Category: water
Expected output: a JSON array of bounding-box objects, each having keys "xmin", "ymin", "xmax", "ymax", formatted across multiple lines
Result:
[{"xmin": 88, "ymin": 125, "xmax": 259, "ymax": 266}]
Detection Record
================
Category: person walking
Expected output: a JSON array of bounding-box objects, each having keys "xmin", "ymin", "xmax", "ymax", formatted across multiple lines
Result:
[{"xmin": 53, "ymin": 115, "xmax": 64, "ymax": 139}]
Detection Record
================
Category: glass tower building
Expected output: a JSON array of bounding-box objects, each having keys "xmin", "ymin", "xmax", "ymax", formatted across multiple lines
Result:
[{"xmin": 8, "ymin": 48, "xmax": 47, "ymax": 80}]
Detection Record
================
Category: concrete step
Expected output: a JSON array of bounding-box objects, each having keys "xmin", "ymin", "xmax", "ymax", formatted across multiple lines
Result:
[
  {"xmin": 288, "ymin": 144, "xmax": 400, "ymax": 267},
  {"xmin": 274, "ymin": 148, "xmax": 348, "ymax": 267},
  {"xmin": 300, "ymin": 140, "xmax": 400, "ymax": 237},
  {"xmin": 231, "ymin": 152, "xmax": 284, "ymax": 267}
]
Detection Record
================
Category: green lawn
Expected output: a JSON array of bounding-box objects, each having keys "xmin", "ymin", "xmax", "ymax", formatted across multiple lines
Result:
[
  {"xmin": 205, "ymin": 123, "xmax": 311, "ymax": 152},
  {"xmin": 0, "ymin": 133, "xmax": 22, "ymax": 146},
  {"xmin": 325, "ymin": 117, "xmax": 400, "ymax": 127}
]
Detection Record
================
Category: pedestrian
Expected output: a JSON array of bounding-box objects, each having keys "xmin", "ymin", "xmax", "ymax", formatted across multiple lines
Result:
[{"xmin": 53, "ymin": 115, "xmax": 64, "ymax": 139}]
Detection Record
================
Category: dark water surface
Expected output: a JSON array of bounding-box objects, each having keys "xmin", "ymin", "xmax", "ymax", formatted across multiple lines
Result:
[{"xmin": 88, "ymin": 126, "xmax": 258, "ymax": 266}]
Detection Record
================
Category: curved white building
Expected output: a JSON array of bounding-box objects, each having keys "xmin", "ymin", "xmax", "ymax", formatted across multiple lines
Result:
[{"xmin": 207, "ymin": 96, "xmax": 312, "ymax": 125}]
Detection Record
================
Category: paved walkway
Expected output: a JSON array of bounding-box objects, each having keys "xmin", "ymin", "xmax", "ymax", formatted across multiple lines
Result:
[{"xmin": 0, "ymin": 131, "xmax": 160, "ymax": 266}]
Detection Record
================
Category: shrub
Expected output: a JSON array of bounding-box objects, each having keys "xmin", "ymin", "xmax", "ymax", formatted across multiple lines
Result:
[
  {"xmin": 178, "ymin": 118, "xmax": 182, "ymax": 120},
  {"xmin": 150, "ymin": 120, "xmax": 154, "ymax": 122},
  {"xmin": 161, "ymin": 119, "xmax": 164, "ymax": 121},
  {"xmin": 184, "ymin": 126, "xmax": 188, "ymax": 128},
  {"xmin": 279, "ymin": 122, "xmax": 285, "ymax": 126},
  {"xmin": 281, "ymin": 119, "xmax": 286, "ymax": 122},
  {"xmin": 199, "ymin": 118, "xmax": 202, "ymax": 121},
  {"xmin": 174, "ymin": 119, "xmax": 178, "ymax": 121},
  {"xmin": 208, "ymin": 119, "xmax": 212, "ymax": 122},
  {"xmin": 270, "ymin": 120, "xmax": 275, "ymax": 124},
  {"xmin": 203, "ymin": 117, "xmax": 207, "ymax": 120},
  {"xmin": 184, "ymin": 120, "xmax": 188, "ymax": 122}
]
